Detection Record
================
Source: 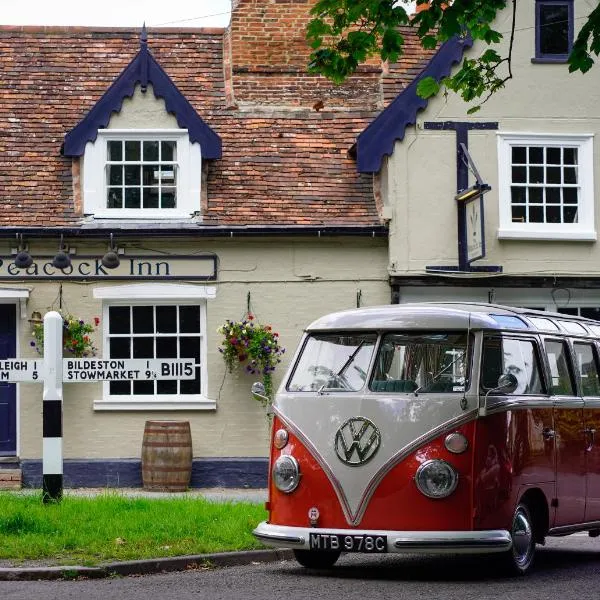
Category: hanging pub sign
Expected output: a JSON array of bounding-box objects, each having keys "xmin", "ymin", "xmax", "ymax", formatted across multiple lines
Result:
[
  {"xmin": 0, "ymin": 254, "xmax": 217, "ymax": 281},
  {"xmin": 465, "ymin": 194, "xmax": 485, "ymax": 264}
]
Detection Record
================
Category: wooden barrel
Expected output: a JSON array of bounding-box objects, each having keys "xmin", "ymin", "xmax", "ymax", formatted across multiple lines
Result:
[{"xmin": 141, "ymin": 421, "xmax": 193, "ymax": 492}]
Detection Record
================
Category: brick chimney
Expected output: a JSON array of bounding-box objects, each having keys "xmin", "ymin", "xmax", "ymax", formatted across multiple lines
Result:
[{"xmin": 224, "ymin": 0, "xmax": 383, "ymax": 110}]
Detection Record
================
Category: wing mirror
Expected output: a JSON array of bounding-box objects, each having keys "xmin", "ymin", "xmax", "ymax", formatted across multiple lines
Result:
[
  {"xmin": 251, "ymin": 381, "xmax": 269, "ymax": 404},
  {"xmin": 496, "ymin": 373, "xmax": 518, "ymax": 394}
]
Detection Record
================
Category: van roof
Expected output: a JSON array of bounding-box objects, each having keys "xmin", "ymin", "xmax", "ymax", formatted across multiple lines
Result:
[{"xmin": 305, "ymin": 302, "xmax": 600, "ymax": 335}]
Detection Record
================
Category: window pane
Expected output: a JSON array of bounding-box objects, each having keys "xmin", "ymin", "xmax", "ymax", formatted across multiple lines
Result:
[
  {"xmin": 162, "ymin": 141, "xmax": 176, "ymax": 161},
  {"xmin": 482, "ymin": 337, "xmax": 543, "ymax": 394},
  {"xmin": 512, "ymin": 146, "xmax": 526, "ymax": 163},
  {"xmin": 110, "ymin": 381, "xmax": 131, "ymax": 395},
  {"xmin": 529, "ymin": 147, "xmax": 543, "ymax": 164},
  {"xmin": 529, "ymin": 205, "xmax": 543, "ymax": 222},
  {"xmin": 157, "ymin": 380, "xmax": 177, "ymax": 394},
  {"xmin": 133, "ymin": 337, "xmax": 154, "ymax": 359},
  {"xmin": 109, "ymin": 307, "xmax": 130, "ymax": 334},
  {"xmin": 180, "ymin": 306, "xmax": 200, "ymax": 333},
  {"xmin": 107, "ymin": 188, "xmax": 123, "ymax": 208},
  {"xmin": 511, "ymin": 186, "xmax": 526, "ymax": 203},
  {"xmin": 563, "ymin": 187, "xmax": 578, "ymax": 204},
  {"xmin": 156, "ymin": 337, "xmax": 177, "ymax": 358},
  {"xmin": 529, "ymin": 187, "xmax": 543, "ymax": 203},
  {"xmin": 512, "ymin": 166, "xmax": 526, "ymax": 183},
  {"xmin": 108, "ymin": 141, "xmax": 122, "ymax": 161},
  {"xmin": 574, "ymin": 343, "xmax": 600, "ymax": 396},
  {"xmin": 142, "ymin": 165, "xmax": 158, "ymax": 186},
  {"xmin": 529, "ymin": 166, "xmax": 544, "ymax": 183},
  {"xmin": 108, "ymin": 165, "xmax": 123, "ymax": 185},
  {"xmin": 133, "ymin": 381, "xmax": 154, "ymax": 394},
  {"xmin": 546, "ymin": 187, "xmax": 560, "ymax": 204},
  {"xmin": 180, "ymin": 336, "xmax": 201, "ymax": 360},
  {"xmin": 144, "ymin": 188, "xmax": 160, "ymax": 209},
  {"xmin": 564, "ymin": 205, "xmax": 578, "ymax": 223},
  {"xmin": 546, "ymin": 206, "xmax": 561, "ymax": 223},
  {"xmin": 143, "ymin": 141, "xmax": 159, "ymax": 161},
  {"xmin": 512, "ymin": 205, "xmax": 526, "ymax": 222},
  {"xmin": 125, "ymin": 140, "xmax": 141, "ymax": 161},
  {"xmin": 133, "ymin": 306, "xmax": 154, "ymax": 333},
  {"xmin": 125, "ymin": 188, "xmax": 141, "ymax": 208},
  {"xmin": 156, "ymin": 306, "xmax": 177, "ymax": 333},
  {"xmin": 545, "ymin": 339, "xmax": 574, "ymax": 395},
  {"xmin": 564, "ymin": 147, "xmax": 577, "ymax": 164},
  {"xmin": 124, "ymin": 165, "xmax": 140, "ymax": 185},
  {"xmin": 161, "ymin": 189, "xmax": 176, "ymax": 209},
  {"xmin": 540, "ymin": 4, "xmax": 570, "ymax": 55},
  {"xmin": 546, "ymin": 166, "xmax": 561, "ymax": 184},
  {"xmin": 563, "ymin": 166, "xmax": 577, "ymax": 184},
  {"xmin": 547, "ymin": 147, "xmax": 561, "ymax": 164},
  {"xmin": 110, "ymin": 337, "xmax": 130, "ymax": 359}
]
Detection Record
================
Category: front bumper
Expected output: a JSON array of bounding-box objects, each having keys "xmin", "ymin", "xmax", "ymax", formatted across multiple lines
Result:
[{"xmin": 253, "ymin": 522, "xmax": 512, "ymax": 554}]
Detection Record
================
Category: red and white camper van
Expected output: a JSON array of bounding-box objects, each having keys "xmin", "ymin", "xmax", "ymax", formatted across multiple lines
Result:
[{"xmin": 253, "ymin": 303, "xmax": 600, "ymax": 574}]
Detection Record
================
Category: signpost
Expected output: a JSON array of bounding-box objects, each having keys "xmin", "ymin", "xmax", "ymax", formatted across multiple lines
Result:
[{"xmin": 3, "ymin": 311, "xmax": 197, "ymax": 502}]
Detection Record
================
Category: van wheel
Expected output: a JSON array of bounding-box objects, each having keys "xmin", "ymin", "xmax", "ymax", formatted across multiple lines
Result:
[
  {"xmin": 293, "ymin": 549, "xmax": 341, "ymax": 569},
  {"xmin": 502, "ymin": 502, "xmax": 536, "ymax": 575}
]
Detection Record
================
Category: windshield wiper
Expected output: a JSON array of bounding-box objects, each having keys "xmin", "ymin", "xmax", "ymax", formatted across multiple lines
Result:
[
  {"xmin": 413, "ymin": 352, "xmax": 465, "ymax": 396},
  {"xmin": 337, "ymin": 341, "xmax": 366, "ymax": 378}
]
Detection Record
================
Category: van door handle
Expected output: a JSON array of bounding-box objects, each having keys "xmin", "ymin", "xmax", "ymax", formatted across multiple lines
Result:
[
  {"xmin": 584, "ymin": 428, "xmax": 596, "ymax": 452},
  {"xmin": 542, "ymin": 428, "xmax": 555, "ymax": 441}
]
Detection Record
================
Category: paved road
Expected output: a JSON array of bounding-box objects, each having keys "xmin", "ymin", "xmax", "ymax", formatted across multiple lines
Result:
[{"xmin": 1, "ymin": 534, "xmax": 599, "ymax": 600}]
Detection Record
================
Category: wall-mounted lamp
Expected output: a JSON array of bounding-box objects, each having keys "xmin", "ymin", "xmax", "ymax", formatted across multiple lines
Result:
[
  {"xmin": 28, "ymin": 311, "xmax": 43, "ymax": 325},
  {"xmin": 455, "ymin": 182, "xmax": 492, "ymax": 203},
  {"xmin": 101, "ymin": 233, "xmax": 120, "ymax": 270},
  {"xmin": 52, "ymin": 235, "xmax": 71, "ymax": 270},
  {"xmin": 13, "ymin": 233, "xmax": 33, "ymax": 269}
]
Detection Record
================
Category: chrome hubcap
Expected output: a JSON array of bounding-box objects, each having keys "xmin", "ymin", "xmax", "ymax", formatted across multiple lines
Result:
[{"xmin": 512, "ymin": 507, "xmax": 533, "ymax": 566}]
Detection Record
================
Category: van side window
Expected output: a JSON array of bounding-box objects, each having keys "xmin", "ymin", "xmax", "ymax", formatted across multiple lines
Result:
[
  {"xmin": 481, "ymin": 337, "xmax": 544, "ymax": 394},
  {"xmin": 544, "ymin": 339, "xmax": 575, "ymax": 396},
  {"xmin": 573, "ymin": 342, "xmax": 600, "ymax": 396}
]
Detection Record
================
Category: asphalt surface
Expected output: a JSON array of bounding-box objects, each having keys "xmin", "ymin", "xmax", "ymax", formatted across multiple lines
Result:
[{"xmin": 0, "ymin": 487, "xmax": 280, "ymax": 581}]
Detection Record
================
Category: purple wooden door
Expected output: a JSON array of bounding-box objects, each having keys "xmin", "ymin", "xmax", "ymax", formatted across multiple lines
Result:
[{"xmin": 0, "ymin": 305, "xmax": 17, "ymax": 455}]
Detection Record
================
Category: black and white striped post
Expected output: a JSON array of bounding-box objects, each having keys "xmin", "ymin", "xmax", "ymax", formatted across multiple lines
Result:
[{"xmin": 42, "ymin": 311, "xmax": 63, "ymax": 503}]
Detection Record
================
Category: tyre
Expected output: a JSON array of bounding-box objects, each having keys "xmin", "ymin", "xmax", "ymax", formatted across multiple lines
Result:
[
  {"xmin": 501, "ymin": 502, "xmax": 536, "ymax": 575},
  {"xmin": 293, "ymin": 549, "xmax": 341, "ymax": 569}
]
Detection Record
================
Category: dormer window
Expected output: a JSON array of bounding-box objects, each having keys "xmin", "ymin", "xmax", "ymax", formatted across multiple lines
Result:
[
  {"xmin": 82, "ymin": 129, "xmax": 201, "ymax": 219},
  {"xmin": 534, "ymin": 0, "xmax": 574, "ymax": 62},
  {"xmin": 107, "ymin": 138, "xmax": 177, "ymax": 210}
]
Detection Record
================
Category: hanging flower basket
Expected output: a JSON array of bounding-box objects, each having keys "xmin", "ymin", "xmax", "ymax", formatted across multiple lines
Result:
[
  {"xmin": 31, "ymin": 313, "xmax": 100, "ymax": 358},
  {"xmin": 218, "ymin": 314, "xmax": 285, "ymax": 405}
]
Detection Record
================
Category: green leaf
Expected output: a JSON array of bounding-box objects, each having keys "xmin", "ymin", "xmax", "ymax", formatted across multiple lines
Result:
[{"xmin": 416, "ymin": 76, "xmax": 440, "ymax": 99}]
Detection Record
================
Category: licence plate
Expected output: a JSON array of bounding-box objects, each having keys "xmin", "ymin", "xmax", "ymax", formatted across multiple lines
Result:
[{"xmin": 309, "ymin": 532, "xmax": 387, "ymax": 553}]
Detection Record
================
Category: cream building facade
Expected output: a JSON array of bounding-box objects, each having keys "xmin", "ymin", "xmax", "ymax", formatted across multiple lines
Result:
[{"xmin": 358, "ymin": 0, "xmax": 600, "ymax": 315}]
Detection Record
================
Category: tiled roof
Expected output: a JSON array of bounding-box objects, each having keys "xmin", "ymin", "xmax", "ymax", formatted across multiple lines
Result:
[{"xmin": 0, "ymin": 26, "xmax": 433, "ymax": 230}]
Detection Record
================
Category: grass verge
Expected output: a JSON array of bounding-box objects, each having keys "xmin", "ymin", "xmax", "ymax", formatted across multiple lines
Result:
[{"xmin": 0, "ymin": 491, "xmax": 267, "ymax": 566}]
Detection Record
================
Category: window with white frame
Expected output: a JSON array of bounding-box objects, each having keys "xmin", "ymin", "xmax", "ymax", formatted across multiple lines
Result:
[
  {"xmin": 497, "ymin": 133, "xmax": 595, "ymax": 241},
  {"xmin": 93, "ymin": 284, "xmax": 214, "ymax": 410},
  {"xmin": 83, "ymin": 130, "xmax": 201, "ymax": 219}
]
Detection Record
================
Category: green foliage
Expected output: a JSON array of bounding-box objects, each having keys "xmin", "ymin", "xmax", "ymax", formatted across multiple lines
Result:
[
  {"xmin": 308, "ymin": 0, "xmax": 600, "ymax": 107},
  {"xmin": 218, "ymin": 314, "xmax": 285, "ymax": 402},
  {"xmin": 32, "ymin": 313, "xmax": 99, "ymax": 357},
  {"xmin": 0, "ymin": 492, "xmax": 267, "ymax": 565}
]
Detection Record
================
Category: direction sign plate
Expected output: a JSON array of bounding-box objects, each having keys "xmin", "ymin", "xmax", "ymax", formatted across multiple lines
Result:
[
  {"xmin": 63, "ymin": 359, "xmax": 196, "ymax": 381},
  {"xmin": 0, "ymin": 359, "xmax": 43, "ymax": 382}
]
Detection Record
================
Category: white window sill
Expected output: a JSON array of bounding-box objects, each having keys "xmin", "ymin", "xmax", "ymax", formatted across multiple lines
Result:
[
  {"xmin": 93, "ymin": 397, "xmax": 216, "ymax": 411},
  {"xmin": 497, "ymin": 229, "xmax": 597, "ymax": 242}
]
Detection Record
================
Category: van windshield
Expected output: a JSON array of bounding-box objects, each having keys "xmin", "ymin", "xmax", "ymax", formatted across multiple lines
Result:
[
  {"xmin": 371, "ymin": 332, "xmax": 470, "ymax": 394},
  {"xmin": 287, "ymin": 333, "xmax": 377, "ymax": 392}
]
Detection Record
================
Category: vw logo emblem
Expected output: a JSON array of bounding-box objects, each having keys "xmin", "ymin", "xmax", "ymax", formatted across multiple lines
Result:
[{"xmin": 334, "ymin": 417, "xmax": 381, "ymax": 466}]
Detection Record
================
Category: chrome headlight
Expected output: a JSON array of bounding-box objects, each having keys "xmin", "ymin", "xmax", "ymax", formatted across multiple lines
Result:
[
  {"xmin": 272, "ymin": 455, "xmax": 300, "ymax": 493},
  {"xmin": 415, "ymin": 459, "xmax": 458, "ymax": 499}
]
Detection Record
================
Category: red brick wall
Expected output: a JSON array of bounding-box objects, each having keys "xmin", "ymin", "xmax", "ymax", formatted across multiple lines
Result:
[{"xmin": 227, "ymin": 0, "xmax": 383, "ymax": 110}]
